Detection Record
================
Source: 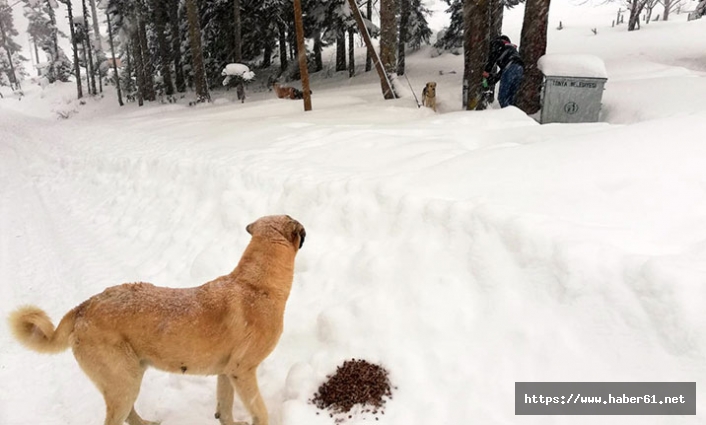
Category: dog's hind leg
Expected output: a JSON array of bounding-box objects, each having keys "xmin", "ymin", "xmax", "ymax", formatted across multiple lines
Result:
[
  {"xmin": 231, "ymin": 369, "xmax": 268, "ymax": 425},
  {"xmin": 74, "ymin": 343, "xmax": 152, "ymax": 425},
  {"xmin": 215, "ymin": 374, "xmax": 246, "ymax": 425},
  {"xmin": 127, "ymin": 408, "xmax": 160, "ymax": 425}
]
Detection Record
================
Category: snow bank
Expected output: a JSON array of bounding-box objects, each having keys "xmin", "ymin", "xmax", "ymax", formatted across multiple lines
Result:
[
  {"xmin": 538, "ymin": 54, "xmax": 608, "ymax": 79},
  {"xmin": 2, "ymin": 97, "xmax": 706, "ymax": 425}
]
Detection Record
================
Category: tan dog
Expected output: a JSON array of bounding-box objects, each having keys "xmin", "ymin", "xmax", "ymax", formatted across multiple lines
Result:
[
  {"xmin": 8, "ymin": 215, "xmax": 306, "ymax": 425},
  {"xmin": 273, "ymin": 82, "xmax": 299, "ymax": 100},
  {"xmin": 422, "ymin": 82, "xmax": 437, "ymax": 112}
]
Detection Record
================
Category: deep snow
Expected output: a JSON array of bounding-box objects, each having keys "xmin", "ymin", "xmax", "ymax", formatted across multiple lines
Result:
[{"xmin": 2, "ymin": 2, "xmax": 706, "ymax": 425}]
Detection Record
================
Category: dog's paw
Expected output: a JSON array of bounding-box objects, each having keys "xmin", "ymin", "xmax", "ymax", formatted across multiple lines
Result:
[{"xmin": 214, "ymin": 413, "xmax": 249, "ymax": 425}]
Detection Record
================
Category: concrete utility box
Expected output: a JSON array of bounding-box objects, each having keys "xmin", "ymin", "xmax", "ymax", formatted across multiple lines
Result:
[{"xmin": 537, "ymin": 54, "xmax": 608, "ymax": 124}]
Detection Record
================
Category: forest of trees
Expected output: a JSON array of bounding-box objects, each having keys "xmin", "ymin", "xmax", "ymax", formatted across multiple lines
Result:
[
  {"xmin": 1, "ymin": 0, "xmax": 690, "ymax": 112},
  {"xmin": 7, "ymin": 0, "xmax": 434, "ymax": 105},
  {"xmin": 1, "ymin": 0, "xmax": 542, "ymax": 109}
]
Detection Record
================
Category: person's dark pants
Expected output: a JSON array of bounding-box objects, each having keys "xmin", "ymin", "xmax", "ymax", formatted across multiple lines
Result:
[{"xmin": 498, "ymin": 62, "xmax": 524, "ymax": 108}]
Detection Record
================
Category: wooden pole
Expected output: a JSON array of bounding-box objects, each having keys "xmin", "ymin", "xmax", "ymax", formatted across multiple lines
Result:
[
  {"xmin": 347, "ymin": 0, "xmax": 396, "ymax": 99},
  {"xmin": 293, "ymin": 0, "xmax": 311, "ymax": 111}
]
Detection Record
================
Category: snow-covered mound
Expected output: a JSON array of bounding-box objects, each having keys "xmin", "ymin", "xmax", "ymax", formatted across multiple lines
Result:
[{"xmin": 222, "ymin": 63, "xmax": 256, "ymax": 80}]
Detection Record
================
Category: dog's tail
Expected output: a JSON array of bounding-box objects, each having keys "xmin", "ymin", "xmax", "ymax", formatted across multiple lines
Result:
[{"xmin": 8, "ymin": 305, "xmax": 77, "ymax": 354}]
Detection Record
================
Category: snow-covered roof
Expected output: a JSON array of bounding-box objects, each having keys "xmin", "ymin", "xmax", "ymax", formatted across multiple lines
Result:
[{"xmin": 538, "ymin": 54, "xmax": 608, "ymax": 79}]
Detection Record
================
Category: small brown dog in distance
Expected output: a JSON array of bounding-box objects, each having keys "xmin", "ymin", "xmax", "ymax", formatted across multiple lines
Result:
[
  {"xmin": 273, "ymin": 82, "xmax": 310, "ymax": 100},
  {"xmin": 422, "ymin": 82, "xmax": 437, "ymax": 112},
  {"xmin": 9, "ymin": 215, "xmax": 306, "ymax": 425}
]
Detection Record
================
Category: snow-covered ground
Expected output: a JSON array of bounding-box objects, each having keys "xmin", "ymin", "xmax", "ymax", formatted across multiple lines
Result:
[{"xmin": 2, "ymin": 2, "xmax": 706, "ymax": 425}]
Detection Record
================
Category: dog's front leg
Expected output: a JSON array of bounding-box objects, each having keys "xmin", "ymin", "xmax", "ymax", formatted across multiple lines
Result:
[
  {"xmin": 231, "ymin": 369, "xmax": 268, "ymax": 425},
  {"xmin": 216, "ymin": 374, "xmax": 246, "ymax": 425}
]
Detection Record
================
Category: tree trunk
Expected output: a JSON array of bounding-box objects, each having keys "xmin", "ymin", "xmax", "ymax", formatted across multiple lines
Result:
[
  {"xmin": 0, "ymin": 18, "xmax": 19, "ymax": 90},
  {"xmin": 462, "ymin": 0, "xmax": 490, "ymax": 110},
  {"xmin": 293, "ymin": 0, "xmax": 312, "ymax": 111},
  {"xmin": 278, "ymin": 21, "xmax": 288, "ymax": 73},
  {"xmin": 336, "ymin": 28, "xmax": 346, "ymax": 71},
  {"xmin": 288, "ymin": 25, "xmax": 296, "ymax": 65},
  {"xmin": 663, "ymin": 0, "xmax": 671, "ymax": 20},
  {"xmin": 168, "ymin": 0, "xmax": 186, "ymax": 92},
  {"xmin": 46, "ymin": 0, "xmax": 59, "ymax": 81},
  {"xmin": 185, "ymin": 0, "xmax": 209, "ymax": 101},
  {"xmin": 290, "ymin": 25, "xmax": 300, "ymax": 80},
  {"xmin": 348, "ymin": 28, "xmax": 355, "ymax": 78},
  {"xmin": 33, "ymin": 39, "xmax": 41, "ymax": 74},
  {"xmin": 313, "ymin": 31, "xmax": 323, "ymax": 72},
  {"xmin": 489, "ymin": 0, "xmax": 504, "ymax": 37},
  {"xmin": 233, "ymin": 0, "xmax": 242, "ymax": 62},
  {"xmin": 628, "ymin": 0, "xmax": 642, "ymax": 30},
  {"xmin": 125, "ymin": 43, "xmax": 134, "ymax": 95},
  {"xmin": 63, "ymin": 0, "xmax": 83, "ymax": 98},
  {"xmin": 88, "ymin": 0, "xmax": 104, "ymax": 94},
  {"xmin": 515, "ymin": 0, "xmax": 550, "ymax": 114},
  {"xmin": 233, "ymin": 0, "xmax": 245, "ymax": 102},
  {"xmin": 347, "ymin": 0, "xmax": 395, "ymax": 99},
  {"xmin": 106, "ymin": 10, "xmax": 123, "ymax": 106},
  {"xmin": 88, "ymin": 0, "xmax": 102, "ymax": 51},
  {"xmin": 397, "ymin": 0, "xmax": 409, "ymax": 76},
  {"xmin": 81, "ymin": 0, "xmax": 97, "ymax": 95},
  {"xmin": 263, "ymin": 42, "xmax": 272, "ymax": 68},
  {"xmin": 365, "ymin": 0, "xmax": 372, "ymax": 72},
  {"xmin": 380, "ymin": 0, "xmax": 397, "ymax": 74},
  {"xmin": 154, "ymin": 0, "xmax": 174, "ymax": 96},
  {"xmin": 131, "ymin": 33, "xmax": 145, "ymax": 106},
  {"xmin": 138, "ymin": 15, "xmax": 156, "ymax": 101},
  {"xmin": 233, "ymin": 0, "xmax": 243, "ymax": 100}
]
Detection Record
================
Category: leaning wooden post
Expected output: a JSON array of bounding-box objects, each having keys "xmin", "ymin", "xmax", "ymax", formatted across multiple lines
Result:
[
  {"xmin": 347, "ymin": 0, "xmax": 396, "ymax": 99},
  {"xmin": 293, "ymin": 0, "xmax": 312, "ymax": 111}
]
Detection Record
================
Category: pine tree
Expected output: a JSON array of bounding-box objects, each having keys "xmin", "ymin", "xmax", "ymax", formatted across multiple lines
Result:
[
  {"xmin": 0, "ymin": 0, "xmax": 26, "ymax": 90},
  {"xmin": 397, "ymin": 0, "xmax": 409, "ymax": 75},
  {"xmin": 434, "ymin": 0, "xmax": 463, "ymax": 51},
  {"xmin": 348, "ymin": 27, "xmax": 354, "ymax": 77},
  {"xmin": 463, "ymin": 0, "xmax": 490, "ymax": 110},
  {"xmin": 407, "ymin": 0, "xmax": 432, "ymax": 50},
  {"xmin": 379, "ymin": 0, "xmax": 396, "ymax": 74},
  {"xmin": 397, "ymin": 0, "xmax": 432, "ymax": 75},
  {"xmin": 58, "ymin": 0, "xmax": 83, "ymax": 98},
  {"xmin": 136, "ymin": 5, "xmax": 155, "ymax": 100},
  {"xmin": 22, "ymin": 0, "xmax": 72, "ymax": 82},
  {"xmin": 168, "ymin": 0, "xmax": 186, "ymax": 92},
  {"xmin": 336, "ymin": 28, "xmax": 346, "ymax": 71},
  {"xmin": 80, "ymin": 0, "xmax": 98, "ymax": 95},
  {"xmin": 515, "ymin": 0, "xmax": 550, "ymax": 114},
  {"xmin": 436, "ymin": 0, "xmax": 522, "ymax": 52},
  {"xmin": 105, "ymin": 7, "xmax": 123, "ymax": 105},
  {"xmin": 185, "ymin": 0, "xmax": 208, "ymax": 101},
  {"xmin": 153, "ymin": 0, "xmax": 174, "ymax": 96}
]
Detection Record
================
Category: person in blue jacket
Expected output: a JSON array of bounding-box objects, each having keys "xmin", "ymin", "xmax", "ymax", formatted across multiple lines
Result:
[{"xmin": 483, "ymin": 35, "xmax": 524, "ymax": 108}]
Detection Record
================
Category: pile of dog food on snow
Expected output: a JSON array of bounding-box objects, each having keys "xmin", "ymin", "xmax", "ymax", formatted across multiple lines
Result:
[{"xmin": 311, "ymin": 358, "xmax": 393, "ymax": 421}]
